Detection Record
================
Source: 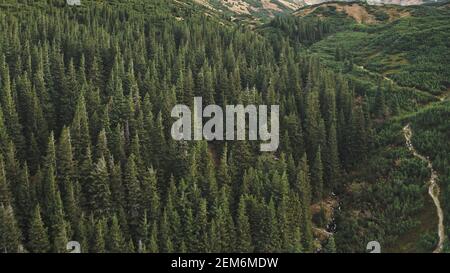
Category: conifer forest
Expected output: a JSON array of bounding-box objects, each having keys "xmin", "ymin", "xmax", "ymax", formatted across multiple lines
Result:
[{"xmin": 0, "ymin": 0, "xmax": 449, "ymax": 254}]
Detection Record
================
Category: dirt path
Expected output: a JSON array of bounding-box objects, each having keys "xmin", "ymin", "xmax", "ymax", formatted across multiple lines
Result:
[
  {"xmin": 356, "ymin": 65, "xmax": 394, "ymax": 84},
  {"xmin": 355, "ymin": 66, "xmax": 450, "ymax": 103},
  {"xmin": 403, "ymin": 124, "xmax": 445, "ymax": 253}
]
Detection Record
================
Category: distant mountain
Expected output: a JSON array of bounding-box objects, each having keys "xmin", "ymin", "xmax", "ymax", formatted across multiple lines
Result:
[
  {"xmin": 191, "ymin": 0, "xmax": 444, "ymax": 19},
  {"xmin": 303, "ymin": 0, "xmax": 441, "ymax": 6},
  {"xmin": 192, "ymin": 0, "xmax": 303, "ymax": 18}
]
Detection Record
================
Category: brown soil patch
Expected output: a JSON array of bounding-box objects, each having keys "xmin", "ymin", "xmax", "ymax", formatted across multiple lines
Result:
[
  {"xmin": 311, "ymin": 195, "xmax": 339, "ymax": 220},
  {"xmin": 295, "ymin": 3, "xmax": 378, "ymax": 24},
  {"xmin": 385, "ymin": 8, "xmax": 411, "ymax": 21}
]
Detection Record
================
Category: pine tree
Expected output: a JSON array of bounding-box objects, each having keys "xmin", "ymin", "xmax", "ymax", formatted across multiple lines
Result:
[
  {"xmin": 56, "ymin": 126, "xmax": 78, "ymax": 228},
  {"xmin": 197, "ymin": 142, "xmax": 218, "ymax": 211},
  {"xmin": 349, "ymin": 104, "xmax": 367, "ymax": 165},
  {"xmin": 141, "ymin": 167, "xmax": 160, "ymax": 224},
  {"xmin": 324, "ymin": 236, "xmax": 336, "ymax": 253},
  {"xmin": 89, "ymin": 156, "xmax": 112, "ymax": 217},
  {"xmin": 236, "ymin": 196, "xmax": 253, "ymax": 253},
  {"xmin": 52, "ymin": 191, "xmax": 68, "ymax": 253},
  {"xmin": 124, "ymin": 154, "xmax": 141, "ymax": 238},
  {"xmin": 159, "ymin": 210, "xmax": 173, "ymax": 253},
  {"xmin": 193, "ymin": 199, "xmax": 209, "ymax": 252},
  {"xmin": 0, "ymin": 155, "xmax": 11, "ymax": 206},
  {"xmin": 0, "ymin": 107, "xmax": 10, "ymax": 154},
  {"xmin": 297, "ymin": 154, "xmax": 313, "ymax": 252},
  {"xmin": 215, "ymin": 187, "xmax": 235, "ymax": 252},
  {"xmin": 28, "ymin": 206, "xmax": 50, "ymax": 253},
  {"xmin": 0, "ymin": 205, "xmax": 22, "ymax": 253},
  {"xmin": 0, "ymin": 61, "xmax": 25, "ymax": 158},
  {"xmin": 91, "ymin": 218, "xmax": 106, "ymax": 253},
  {"xmin": 324, "ymin": 121, "xmax": 340, "ymax": 191},
  {"xmin": 305, "ymin": 90, "xmax": 323, "ymax": 161},
  {"xmin": 71, "ymin": 95, "xmax": 91, "ymax": 165},
  {"xmin": 277, "ymin": 171, "xmax": 292, "ymax": 252},
  {"xmin": 34, "ymin": 52, "xmax": 54, "ymax": 131},
  {"xmin": 107, "ymin": 215, "xmax": 125, "ymax": 253},
  {"xmin": 217, "ymin": 145, "xmax": 231, "ymax": 188},
  {"xmin": 311, "ymin": 146, "xmax": 324, "ymax": 202},
  {"xmin": 260, "ymin": 199, "xmax": 281, "ymax": 252},
  {"xmin": 148, "ymin": 222, "xmax": 159, "ymax": 253},
  {"xmin": 137, "ymin": 213, "xmax": 149, "ymax": 252},
  {"xmin": 15, "ymin": 163, "xmax": 32, "ymax": 232}
]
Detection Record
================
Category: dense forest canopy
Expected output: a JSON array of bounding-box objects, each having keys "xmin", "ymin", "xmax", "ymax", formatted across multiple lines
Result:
[{"xmin": 0, "ymin": 0, "xmax": 448, "ymax": 253}]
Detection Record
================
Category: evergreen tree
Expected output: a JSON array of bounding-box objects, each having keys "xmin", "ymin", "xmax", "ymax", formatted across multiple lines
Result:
[
  {"xmin": 124, "ymin": 154, "xmax": 141, "ymax": 238},
  {"xmin": 89, "ymin": 157, "xmax": 112, "ymax": 217},
  {"xmin": 324, "ymin": 236, "xmax": 336, "ymax": 253},
  {"xmin": 141, "ymin": 167, "xmax": 160, "ymax": 224},
  {"xmin": 0, "ymin": 107, "xmax": 10, "ymax": 154},
  {"xmin": 56, "ymin": 126, "xmax": 78, "ymax": 229},
  {"xmin": 0, "ymin": 205, "xmax": 22, "ymax": 253},
  {"xmin": 311, "ymin": 146, "xmax": 324, "ymax": 202},
  {"xmin": 51, "ymin": 191, "xmax": 68, "ymax": 253},
  {"xmin": 91, "ymin": 218, "xmax": 106, "ymax": 253},
  {"xmin": 297, "ymin": 154, "xmax": 313, "ymax": 252},
  {"xmin": 236, "ymin": 196, "xmax": 253, "ymax": 253},
  {"xmin": 107, "ymin": 215, "xmax": 125, "ymax": 253},
  {"xmin": 324, "ymin": 121, "xmax": 340, "ymax": 191},
  {"xmin": 0, "ymin": 155, "xmax": 11, "ymax": 206},
  {"xmin": 28, "ymin": 206, "xmax": 50, "ymax": 253},
  {"xmin": 193, "ymin": 199, "xmax": 209, "ymax": 252}
]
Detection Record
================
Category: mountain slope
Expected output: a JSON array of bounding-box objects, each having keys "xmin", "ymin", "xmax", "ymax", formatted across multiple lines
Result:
[
  {"xmin": 303, "ymin": 2, "xmax": 450, "ymax": 95},
  {"xmin": 191, "ymin": 0, "xmax": 444, "ymax": 20},
  {"xmin": 191, "ymin": 0, "xmax": 303, "ymax": 21},
  {"xmin": 261, "ymin": 1, "xmax": 450, "ymax": 252}
]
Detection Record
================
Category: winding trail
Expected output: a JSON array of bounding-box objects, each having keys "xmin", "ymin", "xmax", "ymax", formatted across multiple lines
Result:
[
  {"xmin": 403, "ymin": 124, "xmax": 445, "ymax": 253},
  {"xmin": 356, "ymin": 65, "xmax": 394, "ymax": 84}
]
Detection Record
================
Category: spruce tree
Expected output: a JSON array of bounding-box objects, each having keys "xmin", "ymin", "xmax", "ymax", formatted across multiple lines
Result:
[
  {"xmin": 0, "ymin": 107, "xmax": 10, "ymax": 155},
  {"xmin": 297, "ymin": 154, "xmax": 314, "ymax": 252},
  {"xmin": 0, "ymin": 205, "xmax": 22, "ymax": 253},
  {"xmin": 236, "ymin": 196, "xmax": 253, "ymax": 253},
  {"xmin": 52, "ymin": 191, "xmax": 68, "ymax": 253},
  {"xmin": 140, "ymin": 167, "xmax": 160, "ymax": 224},
  {"xmin": 28, "ymin": 206, "xmax": 50, "ymax": 253},
  {"xmin": 0, "ymin": 155, "xmax": 11, "ymax": 206},
  {"xmin": 89, "ymin": 156, "xmax": 112, "ymax": 217},
  {"xmin": 311, "ymin": 146, "xmax": 324, "ymax": 202},
  {"xmin": 324, "ymin": 121, "xmax": 340, "ymax": 191},
  {"xmin": 91, "ymin": 218, "xmax": 106, "ymax": 253},
  {"xmin": 148, "ymin": 222, "xmax": 159, "ymax": 253},
  {"xmin": 124, "ymin": 154, "xmax": 141, "ymax": 238},
  {"xmin": 324, "ymin": 236, "xmax": 336, "ymax": 253},
  {"xmin": 107, "ymin": 215, "xmax": 125, "ymax": 253},
  {"xmin": 56, "ymin": 126, "xmax": 78, "ymax": 226}
]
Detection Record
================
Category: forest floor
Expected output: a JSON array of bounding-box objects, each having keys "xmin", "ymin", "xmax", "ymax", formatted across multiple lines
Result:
[
  {"xmin": 311, "ymin": 195, "xmax": 339, "ymax": 247},
  {"xmin": 403, "ymin": 124, "xmax": 445, "ymax": 253}
]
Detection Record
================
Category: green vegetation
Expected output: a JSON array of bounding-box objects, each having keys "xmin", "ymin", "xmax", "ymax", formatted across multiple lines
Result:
[
  {"xmin": 0, "ymin": 0, "xmax": 371, "ymax": 253},
  {"xmin": 306, "ymin": 3, "xmax": 450, "ymax": 95},
  {"xmin": 0, "ymin": 0, "xmax": 448, "ymax": 253},
  {"xmin": 264, "ymin": 1, "xmax": 450, "ymax": 253}
]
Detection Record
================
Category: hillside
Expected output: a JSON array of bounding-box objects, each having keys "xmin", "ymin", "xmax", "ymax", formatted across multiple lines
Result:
[
  {"xmin": 263, "ymin": 2, "xmax": 449, "ymax": 96},
  {"xmin": 0, "ymin": 0, "xmax": 367, "ymax": 253},
  {"xmin": 305, "ymin": 2, "xmax": 450, "ymax": 95},
  {"xmin": 193, "ymin": 0, "xmax": 303, "ymax": 17},
  {"xmin": 191, "ymin": 0, "xmax": 444, "ymax": 22},
  {"xmin": 262, "ymin": 1, "xmax": 450, "ymax": 252}
]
